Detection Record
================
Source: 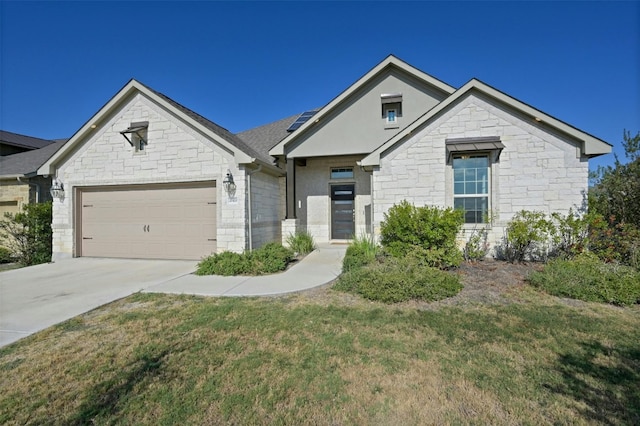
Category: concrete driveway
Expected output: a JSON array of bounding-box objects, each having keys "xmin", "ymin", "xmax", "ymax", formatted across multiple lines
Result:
[{"xmin": 0, "ymin": 258, "xmax": 196, "ymax": 348}]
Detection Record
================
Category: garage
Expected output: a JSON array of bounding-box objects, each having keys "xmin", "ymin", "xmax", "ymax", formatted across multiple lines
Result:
[{"xmin": 77, "ymin": 182, "xmax": 217, "ymax": 260}]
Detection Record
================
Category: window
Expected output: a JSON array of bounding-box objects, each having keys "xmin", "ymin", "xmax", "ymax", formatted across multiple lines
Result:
[
  {"xmin": 453, "ymin": 155, "xmax": 489, "ymax": 224},
  {"xmin": 331, "ymin": 167, "xmax": 354, "ymax": 179},
  {"xmin": 119, "ymin": 121, "xmax": 148, "ymax": 153},
  {"xmin": 386, "ymin": 108, "xmax": 397, "ymax": 124}
]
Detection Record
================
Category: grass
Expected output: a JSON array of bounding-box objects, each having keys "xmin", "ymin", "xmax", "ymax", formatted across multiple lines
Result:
[{"xmin": 1, "ymin": 291, "xmax": 639, "ymax": 424}]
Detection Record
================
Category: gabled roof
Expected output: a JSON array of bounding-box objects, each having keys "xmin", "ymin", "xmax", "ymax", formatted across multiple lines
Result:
[
  {"xmin": 0, "ymin": 130, "xmax": 56, "ymax": 150},
  {"xmin": 237, "ymin": 112, "xmax": 301, "ymax": 155},
  {"xmin": 39, "ymin": 79, "xmax": 281, "ymax": 176},
  {"xmin": 360, "ymin": 78, "xmax": 612, "ymax": 166},
  {"xmin": 269, "ymin": 54, "xmax": 455, "ymax": 156},
  {"xmin": 0, "ymin": 139, "xmax": 67, "ymax": 178}
]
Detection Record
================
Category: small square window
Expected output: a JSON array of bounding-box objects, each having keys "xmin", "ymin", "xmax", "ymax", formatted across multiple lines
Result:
[
  {"xmin": 331, "ymin": 168, "xmax": 354, "ymax": 179},
  {"xmin": 386, "ymin": 109, "xmax": 397, "ymax": 124}
]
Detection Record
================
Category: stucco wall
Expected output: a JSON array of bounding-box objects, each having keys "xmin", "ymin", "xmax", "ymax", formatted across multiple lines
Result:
[
  {"xmin": 294, "ymin": 155, "xmax": 371, "ymax": 242},
  {"xmin": 287, "ymin": 69, "xmax": 448, "ymax": 158},
  {"xmin": 373, "ymin": 93, "xmax": 589, "ymax": 252},
  {"xmin": 248, "ymin": 169, "xmax": 282, "ymax": 249},
  {"xmin": 52, "ymin": 93, "xmax": 247, "ymax": 260}
]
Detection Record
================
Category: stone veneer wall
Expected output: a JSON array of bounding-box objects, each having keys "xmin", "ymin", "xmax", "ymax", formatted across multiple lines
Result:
[
  {"xmin": 294, "ymin": 155, "xmax": 371, "ymax": 242},
  {"xmin": 52, "ymin": 93, "xmax": 247, "ymax": 260},
  {"xmin": 373, "ymin": 93, "xmax": 589, "ymax": 252},
  {"xmin": 0, "ymin": 179, "xmax": 30, "ymax": 217}
]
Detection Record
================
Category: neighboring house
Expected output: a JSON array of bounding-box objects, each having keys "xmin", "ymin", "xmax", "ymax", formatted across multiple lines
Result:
[
  {"xmin": 0, "ymin": 140, "xmax": 67, "ymax": 218},
  {"xmin": 0, "ymin": 130, "xmax": 57, "ymax": 156},
  {"xmin": 38, "ymin": 55, "xmax": 611, "ymax": 262}
]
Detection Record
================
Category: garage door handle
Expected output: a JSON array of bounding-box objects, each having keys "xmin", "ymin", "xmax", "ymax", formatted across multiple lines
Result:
[
  {"xmin": 208, "ymin": 238, "xmax": 216, "ymax": 241},
  {"xmin": 83, "ymin": 237, "xmax": 93, "ymax": 240},
  {"xmin": 143, "ymin": 225, "xmax": 150, "ymax": 232}
]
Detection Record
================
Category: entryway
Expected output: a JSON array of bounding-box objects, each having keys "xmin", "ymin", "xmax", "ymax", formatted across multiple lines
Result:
[{"xmin": 330, "ymin": 184, "xmax": 355, "ymax": 240}]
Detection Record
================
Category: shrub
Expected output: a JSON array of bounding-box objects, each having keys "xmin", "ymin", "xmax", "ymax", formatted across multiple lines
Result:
[
  {"xmin": 0, "ymin": 202, "xmax": 52, "ymax": 266},
  {"xmin": 334, "ymin": 256, "xmax": 462, "ymax": 303},
  {"xmin": 549, "ymin": 210, "xmax": 593, "ymax": 258},
  {"xmin": 286, "ymin": 231, "xmax": 315, "ymax": 255},
  {"xmin": 250, "ymin": 242, "xmax": 294, "ymax": 274},
  {"xmin": 380, "ymin": 200, "xmax": 464, "ymax": 269},
  {"xmin": 196, "ymin": 243, "xmax": 294, "ymax": 276},
  {"xmin": 463, "ymin": 227, "xmax": 489, "ymax": 262},
  {"xmin": 342, "ymin": 234, "xmax": 379, "ymax": 272},
  {"xmin": 0, "ymin": 246, "xmax": 14, "ymax": 263},
  {"xmin": 527, "ymin": 253, "xmax": 640, "ymax": 306},
  {"xmin": 196, "ymin": 251, "xmax": 249, "ymax": 276},
  {"xmin": 589, "ymin": 216, "xmax": 640, "ymax": 270},
  {"xmin": 496, "ymin": 210, "xmax": 555, "ymax": 262}
]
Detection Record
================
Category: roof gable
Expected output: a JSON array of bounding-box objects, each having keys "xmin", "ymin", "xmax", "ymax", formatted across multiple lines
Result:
[
  {"xmin": 360, "ymin": 78, "xmax": 612, "ymax": 166},
  {"xmin": 0, "ymin": 130, "xmax": 56, "ymax": 150},
  {"xmin": 269, "ymin": 55, "xmax": 455, "ymax": 157},
  {"xmin": 38, "ymin": 80, "xmax": 277, "ymax": 176}
]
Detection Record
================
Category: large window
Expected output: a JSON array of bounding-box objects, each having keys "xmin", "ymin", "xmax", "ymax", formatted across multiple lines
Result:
[{"xmin": 453, "ymin": 155, "xmax": 489, "ymax": 223}]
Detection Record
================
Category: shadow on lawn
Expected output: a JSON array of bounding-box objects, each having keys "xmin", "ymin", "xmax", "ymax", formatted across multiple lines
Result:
[
  {"xmin": 68, "ymin": 347, "xmax": 169, "ymax": 425},
  {"xmin": 547, "ymin": 340, "xmax": 640, "ymax": 425}
]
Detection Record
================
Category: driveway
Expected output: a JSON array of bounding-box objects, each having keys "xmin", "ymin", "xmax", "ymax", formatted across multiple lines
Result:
[{"xmin": 0, "ymin": 258, "xmax": 196, "ymax": 348}]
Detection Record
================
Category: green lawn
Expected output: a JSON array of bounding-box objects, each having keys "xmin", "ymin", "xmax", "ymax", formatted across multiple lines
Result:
[{"xmin": 1, "ymin": 288, "xmax": 638, "ymax": 425}]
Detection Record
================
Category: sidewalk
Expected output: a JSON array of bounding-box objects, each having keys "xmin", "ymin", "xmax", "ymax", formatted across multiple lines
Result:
[{"xmin": 144, "ymin": 243, "xmax": 347, "ymax": 297}]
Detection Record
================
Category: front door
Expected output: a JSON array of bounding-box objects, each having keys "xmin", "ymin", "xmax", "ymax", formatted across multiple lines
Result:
[{"xmin": 331, "ymin": 184, "xmax": 355, "ymax": 240}]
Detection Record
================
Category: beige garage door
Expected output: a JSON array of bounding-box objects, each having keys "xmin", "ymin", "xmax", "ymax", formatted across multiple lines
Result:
[{"xmin": 78, "ymin": 182, "xmax": 216, "ymax": 260}]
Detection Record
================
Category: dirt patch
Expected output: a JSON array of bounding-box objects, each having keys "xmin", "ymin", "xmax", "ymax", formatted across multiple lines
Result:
[{"xmin": 282, "ymin": 259, "xmax": 546, "ymax": 309}]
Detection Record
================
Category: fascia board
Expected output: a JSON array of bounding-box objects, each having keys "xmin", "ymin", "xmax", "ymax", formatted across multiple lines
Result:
[
  {"xmin": 38, "ymin": 80, "xmax": 257, "ymax": 175},
  {"xmin": 361, "ymin": 79, "xmax": 611, "ymax": 166},
  {"xmin": 269, "ymin": 55, "xmax": 455, "ymax": 157}
]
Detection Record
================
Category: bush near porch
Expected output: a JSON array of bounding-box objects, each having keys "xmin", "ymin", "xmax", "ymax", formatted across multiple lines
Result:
[{"xmin": 196, "ymin": 243, "xmax": 294, "ymax": 276}]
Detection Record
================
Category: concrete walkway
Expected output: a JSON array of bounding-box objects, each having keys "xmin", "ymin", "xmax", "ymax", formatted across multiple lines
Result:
[{"xmin": 144, "ymin": 243, "xmax": 347, "ymax": 296}]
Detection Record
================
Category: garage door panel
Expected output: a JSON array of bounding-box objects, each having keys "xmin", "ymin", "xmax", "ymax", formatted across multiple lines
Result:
[{"xmin": 79, "ymin": 182, "xmax": 217, "ymax": 260}]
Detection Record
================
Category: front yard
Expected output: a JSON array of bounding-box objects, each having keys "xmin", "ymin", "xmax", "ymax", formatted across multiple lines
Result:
[{"xmin": 1, "ymin": 265, "xmax": 638, "ymax": 425}]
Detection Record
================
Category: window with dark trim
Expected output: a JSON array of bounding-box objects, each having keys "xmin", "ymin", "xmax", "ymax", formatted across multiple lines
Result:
[{"xmin": 330, "ymin": 167, "xmax": 354, "ymax": 179}]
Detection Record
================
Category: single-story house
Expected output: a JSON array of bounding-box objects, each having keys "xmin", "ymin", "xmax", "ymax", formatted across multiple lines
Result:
[
  {"xmin": 0, "ymin": 139, "xmax": 66, "ymax": 218},
  {"xmin": 38, "ymin": 55, "xmax": 611, "ymax": 261}
]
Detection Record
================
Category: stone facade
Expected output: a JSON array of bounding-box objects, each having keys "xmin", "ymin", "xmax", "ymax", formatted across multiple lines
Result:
[
  {"xmin": 52, "ymin": 93, "xmax": 247, "ymax": 260},
  {"xmin": 247, "ymin": 169, "xmax": 282, "ymax": 249},
  {"xmin": 293, "ymin": 155, "xmax": 371, "ymax": 243},
  {"xmin": 0, "ymin": 180, "xmax": 30, "ymax": 218},
  {"xmin": 373, "ymin": 93, "xmax": 589, "ymax": 252}
]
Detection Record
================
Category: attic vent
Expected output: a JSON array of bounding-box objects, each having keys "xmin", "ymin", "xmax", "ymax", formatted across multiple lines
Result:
[{"xmin": 287, "ymin": 111, "xmax": 317, "ymax": 132}]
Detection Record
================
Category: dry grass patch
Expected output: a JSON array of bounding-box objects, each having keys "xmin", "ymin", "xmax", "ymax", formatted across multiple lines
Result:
[{"xmin": 1, "ymin": 291, "xmax": 639, "ymax": 425}]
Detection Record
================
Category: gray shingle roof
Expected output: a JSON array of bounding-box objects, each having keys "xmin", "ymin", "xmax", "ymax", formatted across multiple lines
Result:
[
  {"xmin": 236, "ymin": 113, "xmax": 301, "ymax": 155},
  {"xmin": 140, "ymin": 83, "xmax": 276, "ymax": 165},
  {"xmin": 0, "ymin": 130, "xmax": 56, "ymax": 150},
  {"xmin": 0, "ymin": 139, "xmax": 67, "ymax": 177}
]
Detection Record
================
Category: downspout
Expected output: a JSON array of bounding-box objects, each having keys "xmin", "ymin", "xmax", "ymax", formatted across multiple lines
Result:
[
  {"xmin": 246, "ymin": 164, "xmax": 263, "ymax": 251},
  {"xmin": 17, "ymin": 176, "xmax": 40, "ymax": 203}
]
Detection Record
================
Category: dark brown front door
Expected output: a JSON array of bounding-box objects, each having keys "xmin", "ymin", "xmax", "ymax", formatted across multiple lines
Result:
[{"xmin": 331, "ymin": 184, "xmax": 355, "ymax": 240}]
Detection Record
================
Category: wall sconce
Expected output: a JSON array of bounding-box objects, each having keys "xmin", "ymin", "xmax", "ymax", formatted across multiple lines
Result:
[
  {"xmin": 50, "ymin": 178, "xmax": 65, "ymax": 201},
  {"xmin": 223, "ymin": 170, "xmax": 236, "ymax": 197}
]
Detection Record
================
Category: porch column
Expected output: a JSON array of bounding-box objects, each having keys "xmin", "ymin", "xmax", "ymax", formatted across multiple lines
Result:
[{"xmin": 286, "ymin": 157, "xmax": 296, "ymax": 219}]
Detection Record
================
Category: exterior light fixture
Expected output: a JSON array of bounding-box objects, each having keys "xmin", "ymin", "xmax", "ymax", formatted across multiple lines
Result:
[
  {"xmin": 223, "ymin": 170, "xmax": 236, "ymax": 196},
  {"xmin": 50, "ymin": 178, "xmax": 65, "ymax": 201}
]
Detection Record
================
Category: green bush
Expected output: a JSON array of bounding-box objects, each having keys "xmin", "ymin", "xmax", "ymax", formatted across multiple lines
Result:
[
  {"xmin": 334, "ymin": 256, "xmax": 462, "ymax": 303},
  {"xmin": 196, "ymin": 251, "xmax": 250, "ymax": 276},
  {"xmin": 463, "ymin": 228, "xmax": 489, "ymax": 262},
  {"xmin": 588, "ymin": 216, "xmax": 640, "ymax": 270},
  {"xmin": 527, "ymin": 253, "xmax": 640, "ymax": 306},
  {"xmin": 250, "ymin": 242, "xmax": 294, "ymax": 274},
  {"xmin": 496, "ymin": 210, "xmax": 555, "ymax": 262},
  {"xmin": 286, "ymin": 231, "xmax": 315, "ymax": 255},
  {"xmin": 342, "ymin": 234, "xmax": 379, "ymax": 272},
  {"xmin": 0, "ymin": 246, "xmax": 14, "ymax": 263},
  {"xmin": 196, "ymin": 243, "xmax": 294, "ymax": 276},
  {"xmin": 380, "ymin": 200, "xmax": 464, "ymax": 269},
  {"xmin": 0, "ymin": 202, "xmax": 52, "ymax": 266}
]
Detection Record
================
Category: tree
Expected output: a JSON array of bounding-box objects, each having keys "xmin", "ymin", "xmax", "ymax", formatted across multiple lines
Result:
[
  {"xmin": 0, "ymin": 201, "xmax": 53, "ymax": 266},
  {"xmin": 590, "ymin": 130, "xmax": 640, "ymax": 228}
]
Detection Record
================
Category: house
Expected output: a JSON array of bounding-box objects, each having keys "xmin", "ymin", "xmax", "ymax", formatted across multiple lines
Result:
[
  {"xmin": 38, "ymin": 55, "xmax": 611, "ymax": 262},
  {"xmin": 0, "ymin": 139, "xmax": 66, "ymax": 218}
]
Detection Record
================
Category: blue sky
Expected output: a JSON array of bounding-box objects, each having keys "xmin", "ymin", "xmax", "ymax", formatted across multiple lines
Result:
[{"xmin": 1, "ymin": 1, "xmax": 638, "ymax": 172}]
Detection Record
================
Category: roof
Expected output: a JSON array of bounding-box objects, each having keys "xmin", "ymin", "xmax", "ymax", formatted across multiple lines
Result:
[
  {"xmin": 360, "ymin": 78, "xmax": 612, "ymax": 166},
  {"xmin": 0, "ymin": 130, "xmax": 56, "ymax": 150},
  {"xmin": 269, "ymin": 54, "xmax": 456, "ymax": 157},
  {"xmin": 39, "ymin": 79, "xmax": 283, "ymax": 176},
  {"xmin": 236, "ymin": 112, "xmax": 316, "ymax": 153},
  {"xmin": 0, "ymin": 139, "xmax": 67, "ymax": 178}
]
